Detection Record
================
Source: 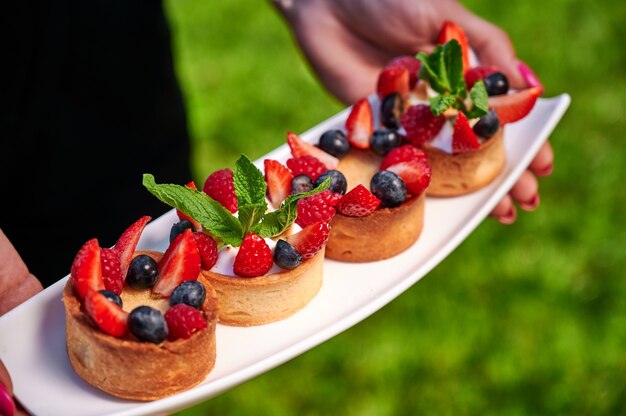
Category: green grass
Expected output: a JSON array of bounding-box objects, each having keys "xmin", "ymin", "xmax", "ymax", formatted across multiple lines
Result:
[{"xmin": 164, "ymin": 0, "xmax": 626, "ymax": 414}]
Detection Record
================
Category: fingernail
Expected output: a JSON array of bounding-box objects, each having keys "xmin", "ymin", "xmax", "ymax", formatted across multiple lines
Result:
[
  {"xmin": 519, "ymin": 194, "xmax": 540, "ymax": 211},
  {"xmin": 497, "ymin": 206, "xmax": 517, "ymax": 225},
  {"xmin": 0, "ymin": 383, "xmax": 15, "ymax": 416},
  {"xmin": 535, "ymin": 163, "xmax": 553, "ymax": 177},
  {"xmin": 518, "ymin": 61, "xmax": 544, "ymax": 93}
]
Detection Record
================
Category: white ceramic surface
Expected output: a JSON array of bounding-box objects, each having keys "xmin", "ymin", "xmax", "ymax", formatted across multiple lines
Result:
[{"xmin": 0, "ymin": 94, "xmax": 570, "ymax": 416}]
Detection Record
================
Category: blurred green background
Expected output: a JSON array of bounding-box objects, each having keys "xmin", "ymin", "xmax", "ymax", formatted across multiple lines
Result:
[{"xmin": 166, "ymin": 0, "xmax": 626, "ymax": 414}]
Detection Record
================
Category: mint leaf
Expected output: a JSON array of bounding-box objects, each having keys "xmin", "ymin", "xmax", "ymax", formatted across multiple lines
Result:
[
  {"xmin": 233, "ymin": 155, "xmax": 267, "ymax": 206},
  {"xmin": 443, "ymin": 40, "xmax": 465, "ymax": 96},
  {"xmin": 238, "ymin": 203, "xmax": 267, "ymax": 236},
  {"xmin": 143, "ymin": 174, "xmax": 244, "ymax": 246},
  {"xmin": 417, "ymin": 46, "xmax": 448, "ymax": 94},
  {"xmin": 465, "ymin": 79, "xmax": 489, "ymax": 118},
  {"xmin": 429, "ymin": 94, "xmax": 457, "ymax": 116}
]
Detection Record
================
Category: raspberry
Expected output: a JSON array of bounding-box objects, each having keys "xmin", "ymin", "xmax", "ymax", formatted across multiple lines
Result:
[
  {"xmin": 233, "ymin": 233, "xmax": 273, "ymax": 277},
  {"xmin": 202, "ymin": 169, "xmax": 238, "ymax": 213},
  {"xmin": 164, "ymin": 304, "xmax": 207, "ymax": 341},
  {"xmin": 287, "ymin": 156, "xmax": 327, "ymax": 181},
  {"xmin": 296, "ymin": 190, "xmax": 340, "ymax": 228},
  {"xmin": 400, "ymin": 104, "xmax": 445, "ymax": 147},
  {"xmin": 193, "ymin": 232, "xmax": 218, "ymax": 270},
  {"xmin": 101, "ymin": 248, "xmax": 123, "ymax": 294},
  {"xmin": 380, "ymin": 145, "xmax": 428, "ymax": 170}
]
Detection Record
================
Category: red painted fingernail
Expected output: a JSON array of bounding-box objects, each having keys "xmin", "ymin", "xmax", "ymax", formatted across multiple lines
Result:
[
  {"xmin": 518, "ymin": 61, "xmax": 544, "ymax": 93},
  {"xmin": 0, "ymin": 383, "xmax": 15, "ymax": 416},
  {"xmin": 535, "ymin": 163, "xmax": 553, "ymax": 177},
  {"xmin": 497, "ymin": 206, "xmax": 517, "ymax": 225},
  {"xmin": 519, "ymin": 194, "xmax": 540, "ymax": 211}
]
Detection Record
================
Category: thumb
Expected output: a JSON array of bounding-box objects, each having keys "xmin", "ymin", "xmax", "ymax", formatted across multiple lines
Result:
[{"xmin": 0, "ymin": 360, "xmax": 16, "ymax": 416}]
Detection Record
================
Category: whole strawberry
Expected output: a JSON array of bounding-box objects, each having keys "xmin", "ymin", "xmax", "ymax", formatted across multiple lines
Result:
[
  {"xmin": 401, "ymin": 104, "xmax": 445, "ymax": 147},
  {"xmin": 296, "ymin": 190, "xmax": 341, "ymax": 228},
  {"xmin": 101, "ymin": 248, "xmax": 123, "ymax": 295},
  {"xmin": 287, "ymin": 156, "xmax": 327, "ymax": 181},
  {"xmin": 203, "ymin": 168, "xmax": 238, "ymax": 213},
  {"xmin": 233, "ymin": 233, "xmax": 273, "ymax": 277},
  {"xmin": 164, "ymin": 304, "xmax": 207, "ymax": 341}
]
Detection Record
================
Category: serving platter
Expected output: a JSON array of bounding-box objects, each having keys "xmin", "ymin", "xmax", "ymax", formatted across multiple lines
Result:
[{"xmin": 0, "ymin": 94, "xmax": 570, "ymax": 416}]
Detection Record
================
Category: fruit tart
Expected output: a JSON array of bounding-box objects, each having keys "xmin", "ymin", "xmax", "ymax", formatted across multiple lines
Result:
[
  {"xmin": 64, "ymin": 216, "xmax": 218, "ymax": 401},
  {"xmin": 143, "ymin": 155, "xmax": 332, "ymax": 326}
]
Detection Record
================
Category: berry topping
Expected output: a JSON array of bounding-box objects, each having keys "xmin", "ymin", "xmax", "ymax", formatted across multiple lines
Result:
[
  {"xmin": 452, "ymin": 112, "xmax": 481, "ymax": 154},
  {"xmin": 345, "ymin": 98, "xmax": 374, "ymax": 149},
  {"xmin": 318, "ymin": 130, "xmax": 350, "ymax": 158},
  {"xmin": 314, "ymin": 170, "xmax": 348, "ymax": 195},
  {"xmin": 386, "ymin": 158, "xmax": 432, "ymax": 196},
  {"xmin": 286, "ymin": 156, "xmax": 327, "ymax": 181},
  {"xmin": 484, "ymin": 71, "xmax": 509, "ymax": 96},
  {"xmin": 377, "ymin": 65, "xmax": 410, "ymax": 99},
  {"xmin": 233, "ymin": 233, "xmax": 274, "ymax": 277},
  {"xmin": 84, "ymin": 290, "xmax": 128, "ymax": 337},
  {"xmin": 337, "ymin": 185, "xmax": 381, "ymax": 217},
  {"xmin": 193, "ymin": 232, "xmax": 218, "ymax": 271},
  {"xmin": 170, "ymin": 219, "xmax": 196, "ymax": 243},
  {"xmin": 170, "ymin": 280, "xmax": 207, "ymax": 309},
  {"xmin": 176, "ymin": 181, "xmax": 202, "ymax": 231},
  {"xmin": 113, "ymin": 216, "xmax": 151, "ymax": 281},
  {"xmin": 164, "ymin": 304, "xmax": 207, "ymax": 341},
  {"xmin": 128, "ymin": 306, "xmax": 168, "ymax": 344},
  {"xmin": 291, "ymin": 174, "xmax": 314, "ymax": 194},
  {"xmin": 489, "ymin": 87, "xmax": 541, "ymax": 125},
  {"xmin": 296, "ymin": 190, "xmax": 340, "ymax": 228},
  {"xmin": 99, "ymin": 289, "xmax": 123, "ymax": 308},
  {"xmin": 385, "ymin": 56, "xmax": 421, "ymax": 89},
  {"xmin": 401, "ymin": 104, "xmax": 445, "ymax": 147},
  {"xmin": 380, "ymin": 93, "xmax": 405, "ymax": 129},
  {"xmin": 153, "ymin": 229, "xmax": 201, "ymax": 297},
  {"xmin": 71, "ymin": 238, "xmax": 104, "ymax": 300},
  {"xmin": 286, "ymin": 221, "xmax": 331, "ymax": 259},
  {"xmin": 473, "ymin": 109, "xmax": 500, "ymax": 139},
  {"xmin": 287, "ymin": 131, "xmax": 339, "ymax": 170},
  {"xmin": 273, "ymin": 240, "xmax": 303, "ymax": 270},
  {"xmin": 370, "ymin": 128, "xmax": 402, "ymax": 156},
  {"xmin": 438, "ymin": 21, "xmax": 470, "ymax": 72},
  {"xmin": 126, "ymin": 254, "xmax": 160, "ymax": 289},
  {"xmin": 202, "ymin": 169, "xmax": 238, "ymax": 213},
  {"xmin": 370, "ymin": 171, "xmax": 407, "ymax": 208},
  {"xmin": 264, "ymin": 159, "xmax": 294, "ymax": 209},
  {"xmin": 380, "ymin": 145, "xmax": 428, "ymax": 170},
  {"xmin": 464, "ymin": 66, "xmax": 497, "ymax": 90},
  {"xmin": 101, "ymin": 248, "xmax": 123, "ymax": 295}
]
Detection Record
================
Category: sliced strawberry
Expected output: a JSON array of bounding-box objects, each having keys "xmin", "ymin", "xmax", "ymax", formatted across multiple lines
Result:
[
  {"xmin": 287, "ymin": 131, "xmax": 339, "ymax": 170},
  {"xmin": 401, "ymin": 104, "xmax": 445, "ymax": 147},
  {"xmin": 153, "ymin": 229, "xmax": 201, "ymax": 297},
  {"xmin": 203, "ymin": 169, "xmax": 238, "ymax": 213},
  {"xmin": 386, "ymin": 56, "xmax": 421, "ymax": 89},
  {"xmin": 193, "ymin": 232, "xmax": 218, "ymax": 270},
  {"xmin": 113, "ymin": 216, "xmax": 151, "ymax": 279},
  {"xmin": 345, "ymin": 98, "xmax": 374, "ymax": 149},
  {"xmin": 71, "ymin": 239, "xmax": 104, "ymax": 299},
  {"xmin": 464, "ymin": 66, "xmax": 498, "ymax": 90},
  {"xmin": 377, "ymin": 66, "xmax": 410, "ymax": 99},
  {"xmin": 380, "ymin": 145, "xmax": 428, "ymax": 170},
  {"xmin": 233, "ymin": 233, "xmax": 273, "ymax": 277},
  {"xmin": 286, "ymin": 221, "xmax": 331, "ymax": 259},
  {"xmin": 386, "ymin": 159, "xmax": 432, "ymax": 196},
  {"xmin": 264, "ymin": 159, "xmax": 293, "ymax": 209},
  {"xmin": 452, "ymin": 112, "xmax": 481, "ymax": 154},
  {"xmin": 489, "ymin": 87, "xmax": 541, "ymax": 125},
  {"xmin": 286, "ymin": 156, "xmax": 327, "ymax": 181},
  {"xmin": 438, "ymin": 20, "xmax": 470, "ymax": 73},
  {"xmin": 337, "ymin": 185, "xmax": 381, "ymax": 217},
  {"xmin": 84, "ymin": 290, "xmax": 128, "ymax": 337},
  {"xmin": 165, "ymin": 304, "xmax": 207, "ymax": 341},
  {"xmin": 177, "ymin": 181, "xmax": 202, "ymax": 231},
  {"xmin": 296, "ymin": 190, "xmax": 341, "ymax": 228},
  {"xmin": 101, "ymin": 247, "xmax": 123, "ymax": 295}
]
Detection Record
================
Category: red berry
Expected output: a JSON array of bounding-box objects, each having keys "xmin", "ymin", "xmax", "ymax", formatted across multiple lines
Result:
[
  {"xmin": 464, "ymin": 66, "xmax": 498, "ymax": 90},
  {"xmin": 296, "ymin": 190, "xmax": 340, "ymax": 228},
  {"xmin": 101, "ymin": 248, "xmax": 123, "ymax": 295},
  {"xmin": 345, "ymin": 98, "xmax": 374, "ymax": 149},
  {"xmin": 438, "ymin": 21, "xmax": 470, "ymax": 73},
  {"xmin": 287, "ymin": 131, "xmax": 339, "ymax": 170},
  {"xmin": 264, "ymin": 159, "xmax": 294, "ymax": 208},
  {"xmin": 71, "ymin": 238, "xmax": 104, "ymax": 300},
  {"xmin": 337, "ymin": 185, "xmax": 381, "ymax": 217},
  {"xmin": 177, "ymin": 181, "xmax": 202, "ymax": 231},
  {"xmin": 84, "ymin": 290, "xmax": 128, "ymax": 337},
  {"xmin": 489, "ymin": 87, "xmax": 541, "ymax": 125},
  {"xmin": 286, "ymin": 156, "xmax": 327, "ymax": 181},
  {"xmin": 401, "ymin": 105, "xmax": 445, "ymax": 147},
  {"xmin": 233, "ymin": 233, "xmax": 273, "ymax": 277},
  {"xmin": 286, "ymin": 221, "xmax": 331, "ymax": 259},
  {"xmin": 380, "ymin": 145, "xmax": 428, "ymax": 170},
  {"xmin": 377, "ymin": 66, "xmax": 410, "ymax": 99},
  {"xmin": 452, "ymin": 112, "xmax": 481, "ymax": 154},
  {"xmin": 386, "ymin": 56, "xmax": 421, "ymax": 89},
  {"xmin": 386, "ymin": 159, "xmax": 432, "ymax": 196},
  {"xmin": 203, "ymin": 169, "xmax": 238, "ymax": 213},
  {"xmin": 164, "ymin": 304, "xmax": 207, "ymax": 341},
  {"xmin": 153, "ymin": 229, "xmax": 201, "ymax": 297},
  {"xmin": 113, "ymin": 216, "xmax": 151, "ymax": 280},
  {"xmin": 193, "ymin": 232, "xmax": 218, "ymax": 271}
]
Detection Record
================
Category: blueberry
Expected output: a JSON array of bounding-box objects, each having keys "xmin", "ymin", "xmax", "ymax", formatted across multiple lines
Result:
[
  {"xmin": 273, "ymin": 240, "xmax": 302, "ymax": 270},
  {"xmin": 126, "ymin": 254, "xmax": 159, "ymax": 289},
  {"xmin": 98, "ymin": 290, "xmax": 123, "ymax": 308},
  {"xmin": 169, "ymin": 220, "xmax": 196, "ymax": 243},
  {"xmin": 370, "ymin": 171, "xmax": 406, "ymax": 208},
  {"xmin": 128, "ymin": 306, "xmax": 168, "ymax": 344},
  {"xmin": 291, "ymin": 174, "xmax": 313, "ymax": 194},
  {"xmin": 170, "ymin": 280, "xmax": 206, "ymax": 309},
  {"xmin": 380, "ymin": 93, "xmax": 404, "ymax": 129},
  {"xmin": 314, "ymin": 170, "xmax": 347, "ymax": 195},
  {"xmin": 484, "ymin": 72, "xmax": 509, "ymax": 96},
  {"xmin": 318, "ymin": 130, "xmax": 350, "ymax": 158},
  {"xmin": 473, "ymin": 109, "xmax": 500, "ymax": 139},
  {"xmin": 370, "ymin": 128, "xmax": 402, "ymax": 156}
]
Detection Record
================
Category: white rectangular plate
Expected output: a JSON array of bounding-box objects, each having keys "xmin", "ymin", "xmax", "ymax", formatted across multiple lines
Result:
[{"xmin": 0, "ymin": 94, "xmax": 570, "ymax": 416}]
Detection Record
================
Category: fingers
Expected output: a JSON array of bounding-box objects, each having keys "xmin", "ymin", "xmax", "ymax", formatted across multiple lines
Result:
[
  {"xmin": 509, "ymin": 170, "xmax": 540, "ymax": 211},
  {"xmin": 0, "ymin": 361, "xmax": 16, "ymax": 416},
  {"xmin": 490, "ymin": 194, "xmax": 517, "ymax": 224},
  {"xmin": 529, "ymin": 142, "xmax": 554, "ymax": 177}
]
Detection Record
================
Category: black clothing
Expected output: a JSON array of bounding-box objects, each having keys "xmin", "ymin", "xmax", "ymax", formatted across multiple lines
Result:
[{"xmin": 2, "ymin": 1, "xmax": 192, "ymax": 286}]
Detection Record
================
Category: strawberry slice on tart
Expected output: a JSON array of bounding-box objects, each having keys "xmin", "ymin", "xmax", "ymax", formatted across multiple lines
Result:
[
  {"xmin": 337, "ymin": 185, "xmax": 381, "ymax": 217},
  {"xmin": 489, "ymin": 87, "xmax": 542, "ymax": 125},
  {"xmin": 377, "ymin": 65, "xmax": 410, "ymax": 99},
  {"xmin": 153, "ymin": 228, "xmax": 201, "ymax": 297},
  {"xmin": 84, "ymin": 290, "xmax": 129, "ymax": 337},
  {"xmin": 264, "ymin": 159, "xmax": 293, "ymax": 209},
  {"xmin": 287, "ymin": 131, "xmax": 339, "ymax": 170},
  {"xmin": 113, "ymin": 215, "xmax": 151, "ymax": 279},
  {"xmin": 71, "ymin": 238, "xmax": 104, "ymax": 299},
  {"xmin": 345, "ymin": 98, "xmax": 374, "ymax": 149}
]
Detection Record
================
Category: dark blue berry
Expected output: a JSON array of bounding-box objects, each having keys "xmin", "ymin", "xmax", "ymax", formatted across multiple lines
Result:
[
  {"xmin": 126, "ymin": 254, "xmax": 159, "ymax": 289},
  {"xmin": 170, "ymin": 220, "xmax": 196, "ymax": 243},
  {"xmin": 484, "ymin": 72, "xmax": 509, "ymax": 96},
  {"xmin": 273, "ymin": 240, "xmax": 302, "ymax": 270},
  {"xmin": 169, "ymin": 280, "xmax": 207, "ymax": 309},
  {"xmin": 128, "ymin": 306, "xmax": 168, "ymax": 343},
  {"xmin": 380, "ymin": 93, "xmax": 404, "ymax": 129},
  {"xmin": 473, "ymin": 109, "xmax": 500, "ymax": 138},
  {"xmin": 319, "ymin": 130, "xmax": 350, "ymax": 158},
  {"xmin": 314, "ymin": 169, "xmax": 348, "ymax": 195},
  {"xmin": 291, "ymin": 174, "xmax": 313, "ymax": 194},
  {"xmin": 99, "ymin": 290, "xmax": 123, "ymax": 308},
  {"xmin": 370, "ymin": 171, "xmax": 406, "ymax": 208},
  {"xmin": 370, "ymin": 128, "xmax": 402, "ymax": 156}
]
